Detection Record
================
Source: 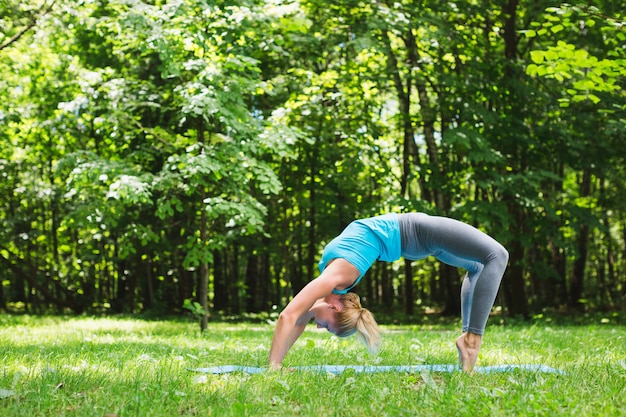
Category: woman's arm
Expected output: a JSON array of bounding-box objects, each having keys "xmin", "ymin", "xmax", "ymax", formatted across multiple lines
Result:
[
  {"xmin": 268, "ymin": 311, "xmax": 308, "ymax": 369},
  {"xmin": 268, "ymin": 259, "xmax": 360, "ymax": 368}
]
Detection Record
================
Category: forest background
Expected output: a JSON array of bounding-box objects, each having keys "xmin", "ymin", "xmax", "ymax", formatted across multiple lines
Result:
[{"xmin": 1, "ymin": 0, "xmax": 624, "ymax": 329}]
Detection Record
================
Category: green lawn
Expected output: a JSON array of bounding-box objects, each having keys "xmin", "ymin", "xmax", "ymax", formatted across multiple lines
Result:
[{"xmin": 0, "ymin": 315, "xmax": 624, "ymax": 416}]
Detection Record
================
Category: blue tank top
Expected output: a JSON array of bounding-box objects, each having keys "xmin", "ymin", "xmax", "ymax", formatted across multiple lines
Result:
[{"xmin": 318, "ymin": 214, "xmax": 401, "ymax": 294}]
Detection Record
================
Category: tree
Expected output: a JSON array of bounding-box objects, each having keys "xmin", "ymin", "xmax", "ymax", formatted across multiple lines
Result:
[{"xmin": 1, "ymin": 0, "xmax": 624, "ymax": 319}]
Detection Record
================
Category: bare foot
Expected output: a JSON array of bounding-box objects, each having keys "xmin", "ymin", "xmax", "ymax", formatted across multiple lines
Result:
[
  {"xmin": 456, "ymin": 332, "xmax": 466, "ymax": 368},
  {"xmin": 456, "ymin": 332, "xmax": 482, "ymax": 373}
]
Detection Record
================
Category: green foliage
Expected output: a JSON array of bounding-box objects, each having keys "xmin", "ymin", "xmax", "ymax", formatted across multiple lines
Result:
[
  {"xmin": 182, "ymin": 298, "xmax": 206, "ymax": 318},
  {"xmin": 0, "ymin": 0, "xmax": 624, "ymax": 317},
  {"xmin": 524, "ymin": 4, "xmax": 625, "ymax": 106}
]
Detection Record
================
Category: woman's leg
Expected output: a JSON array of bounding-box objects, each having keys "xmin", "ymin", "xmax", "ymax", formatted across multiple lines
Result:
[
  {"xmin": 420, "ymin": 215, "xmax": 509, "ymax": 335},
  {"xmin": 460, "ymin": 271, "xmax": 480, "ymax": 333},
  {"xmin": 418, "ymin": 215, "xmax": 508, "ymax": 372}
]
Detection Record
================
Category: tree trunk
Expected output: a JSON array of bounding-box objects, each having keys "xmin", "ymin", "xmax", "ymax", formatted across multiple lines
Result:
[
  {"xmin": 228, "ymin": 246, "xmax": 240, "ymax": 314},
  {"xmin": 569, "ymin": 169, "xmax": 591, "ymax": 310},
  {"xmin": 144, "ymin": 257, "xmax": 154, "ymax": 311},
  {"xmin": 126, "ymin": 260, "xmax": 137, "ymax": 313},
  {"xmin": 199, "ymin": 257, "xmax": 209, "ymax": 331},
  {"xmin": 403, "ymin": 260, "xmax": 414, "ymax": 315},
  {"xmin": 622, "ymin": 215, "xmax": 626, "ymax": 300},
  {"xmin": 502, "ymin": 234, "xmax": 529, "ymax": 318},
  {"xmin": 503, "ymin": 0, "xmax": 520, "ymax": 60},
  {"xmin": 0, "ymin": 276, "xmax": 5, "ymax": 310},
  {"xmin": 499, "ymin": 0, "xmax": 528, "ymax": 319},
  {"xmin": 260, "ymin": 242, "xmax": 270, "ymax": 311},
  {"xmin": 440, "ymin": 264, "xmax": 461, "ymax": 316},
  {"xmin": 304, "ymin": 144, "xmax": 319, "ymax": 293},
  {"xmin": 599, "ymin": 179, "xmax": 615, "ymax": 309},
  {"xmin": 245, "ymin": 252, "xmax": 259, "ymax": 312},
  {"xmin": 380, "ymin": 264, "xmax": 394, "ymax": 313},
  {"xmin": 369, "ymin": 263, "xmax": 379, "ymax": 305},
  {"xmin": 604, "ymin": 217, "xmax": 617, "ymax": 308},
  {"xmin": 279, "ymin": 199, "xmax": 291, "ymax": 306},
  {"xmin": 548, "ymin": 237, "xmax": 567, "ymax": 306},
  {"xmin": 212, "ymin": 250, "xmax": 228, "ymax": 311},
  {"xmin": 198, "ymin": 121, "xmax": 209, "ymax": 331},
  {"xmin": 570, "ymin": 225, "xmax": 589, "ymax": 310},
  {"xmin": 180, "ymin": 267, "xmax": 194, "ymax": 313}
]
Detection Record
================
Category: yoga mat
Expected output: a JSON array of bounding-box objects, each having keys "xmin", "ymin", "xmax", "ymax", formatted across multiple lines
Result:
[{"xmin": 190, "ymin": 364, "xmax": 564, "ymax": 375}]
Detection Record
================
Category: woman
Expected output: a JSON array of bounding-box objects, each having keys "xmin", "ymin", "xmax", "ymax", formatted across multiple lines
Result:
[{"xmin": 268, "ymin": 212, "xmax": 509, "ymax": 372}]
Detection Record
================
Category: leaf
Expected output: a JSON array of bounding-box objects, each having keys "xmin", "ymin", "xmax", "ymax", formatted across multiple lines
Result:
[
  {"xmin": 588, "ymin": 94, "xmax": 601, "ymax": 104},
  {"xmin": 525, "ymin": 64, "xmax": 538, "ymax": 76},
  {"xmin": 530, "ymin": 50, "xmax": 545, "ymax": 64},
  {"xmin": 544, "ymin": 49, "xmax": 559, "ymax": 61},
  {"xmin": 550, "ymin": 24, "xmax": 564, "ymax": 33},
  {"xmin": 573, "ymin": 49, "xmax": 589, "ymax": 62}
]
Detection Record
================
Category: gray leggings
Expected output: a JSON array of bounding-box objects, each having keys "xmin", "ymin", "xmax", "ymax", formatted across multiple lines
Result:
[{"xmin": 398, "ymin": 213, "xmax": 509, "ymax": 335}]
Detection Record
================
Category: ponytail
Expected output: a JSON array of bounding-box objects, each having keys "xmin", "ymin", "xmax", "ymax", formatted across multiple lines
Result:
[{"xmin": 335, "ymin": 293, "xmax": 381, "ymax": 354}]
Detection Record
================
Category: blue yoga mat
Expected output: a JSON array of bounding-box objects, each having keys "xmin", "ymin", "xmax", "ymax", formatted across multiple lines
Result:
[{"xmin": 190, "ymin": 364, "xmax": 564, "ymax": 375}]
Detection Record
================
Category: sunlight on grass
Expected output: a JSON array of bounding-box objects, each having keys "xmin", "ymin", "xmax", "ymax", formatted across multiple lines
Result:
[{"xmin": 1, "ymin": 316, "xmax": 624, "ymax": 416}]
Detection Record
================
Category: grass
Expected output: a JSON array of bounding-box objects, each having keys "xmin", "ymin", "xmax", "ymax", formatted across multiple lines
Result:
[{"xmin": 0, "ymin": 314, "xmax": 625, "ymax": 416}]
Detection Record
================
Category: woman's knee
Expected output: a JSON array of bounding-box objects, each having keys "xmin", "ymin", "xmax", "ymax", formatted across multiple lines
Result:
[
  {"xmin": 486, "ymin": 242, "xmax": 508, "ymax": 268},
  {"xmin": 493, "ymin": 243, "xmax": 509, "ymax": 268}
]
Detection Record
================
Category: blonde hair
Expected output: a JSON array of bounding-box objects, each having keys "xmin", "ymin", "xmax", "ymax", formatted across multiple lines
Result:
[{"xmin": 335, "ymin": 292, "xmax": 381, "ymax": 354}]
